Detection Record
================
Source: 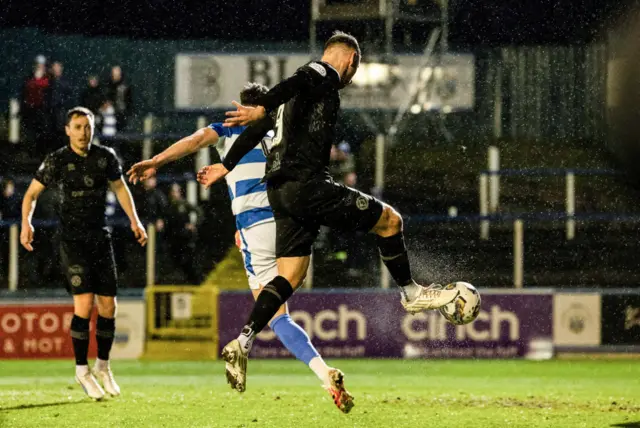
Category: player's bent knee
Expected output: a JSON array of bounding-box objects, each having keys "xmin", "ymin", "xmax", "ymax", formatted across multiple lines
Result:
[
  {"xmin": 97, "ymin": 296, "xmax": 117, "ymax": 318},
  {"xmin": 387, "ymin": 209, "xmax": 403, "ymax": 234},
  {"xmin": 372, "ymin": 206, "xmax": 403, "ymax": 237}
]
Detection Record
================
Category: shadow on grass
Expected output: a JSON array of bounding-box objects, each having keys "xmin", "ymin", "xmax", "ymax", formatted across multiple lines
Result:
[
  {"xmin": 611, "ymin": 422, "xmax": 640, "ymax": 428},
  {"xmin": 0, "ymin": 399, "xmax": 87, "ymax": 412}
]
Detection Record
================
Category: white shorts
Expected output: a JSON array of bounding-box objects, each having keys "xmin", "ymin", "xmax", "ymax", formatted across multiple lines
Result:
[{"xmin": 237, "ymin": 221, "xmax": 278, "ymax": 290}]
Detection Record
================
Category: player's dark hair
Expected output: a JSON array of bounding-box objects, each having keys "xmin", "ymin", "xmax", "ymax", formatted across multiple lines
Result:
[
  {"xmin": 240, "ymin": 82, "xmax": 269, "ymax": 106},
  {"xmin": 66, "ymin": 106, "xmax": 95, "ymax": 125},
  {"xmin": 324, "ymin": 31, "xmax": 361, "ymax": 67}
]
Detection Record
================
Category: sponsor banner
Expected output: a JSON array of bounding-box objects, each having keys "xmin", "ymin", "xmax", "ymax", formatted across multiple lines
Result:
[
  {"xmin": 0, "ymin": 304, "xmax": 97, "ymax": 359},
  {"xmin": 111, "ymin": 301, "xmax": 145, "ymax": 359},
  {"xmin": 174, "ymin": 53, "xmax": 474, "ymax": 111},
  {"xmin": 218, "ymin": 291, "xmax": 553, "ymax": 359},
  {"xmin": 553, "ymin": 293, "xmax": 601, "ymax": 347},
  {"xmin": 0, "ymin": 301, "xmax": 144, "ymax": 359},
  {"xmin": 601, "ymin": 294, "xmax": 640, "ymax": 345}
]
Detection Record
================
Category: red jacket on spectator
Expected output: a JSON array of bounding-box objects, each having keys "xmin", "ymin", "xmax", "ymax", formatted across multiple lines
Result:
[{"xmin": 23, "ymin": 74, "xmax": 50, "ymax": 109}]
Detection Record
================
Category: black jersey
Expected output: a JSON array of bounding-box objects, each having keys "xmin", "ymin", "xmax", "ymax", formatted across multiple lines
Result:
[
  {"xmin": 264, "ymin": 62, "xmax": 341, "ymax": 181},
  {"xmin": 34, "ymin": 144, "xmax": 123, "ymax": 240},
  {"xmin": 222, "ymin": 61, "xmax": 342, "ymax": 182}
]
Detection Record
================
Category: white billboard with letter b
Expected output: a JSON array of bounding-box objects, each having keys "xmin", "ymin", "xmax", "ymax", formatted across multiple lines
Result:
[{"xmin": 174, "ymin": 53, "xmax": 474, "ymax": 111}]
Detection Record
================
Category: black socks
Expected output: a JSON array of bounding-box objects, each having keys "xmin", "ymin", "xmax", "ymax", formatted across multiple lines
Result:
[
  {"xmin": 70, "ymin": 315, "xmax": 90, "ymax": 366},
  {"xmin": 238, "ymin": 276, "xmax": 294, "ymax": 352},
  {"xmin": 96, "ymin": 316, "xmax": 116, "ymax": 361},
  {"xmin": 377, "ymin": 232, "xmax": 413, "ymax": 287}
]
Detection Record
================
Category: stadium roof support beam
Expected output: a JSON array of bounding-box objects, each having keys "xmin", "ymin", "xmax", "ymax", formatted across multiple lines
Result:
[{"xmin": 310, "ymin": 0, "xmax": 449, "ymax": 57}]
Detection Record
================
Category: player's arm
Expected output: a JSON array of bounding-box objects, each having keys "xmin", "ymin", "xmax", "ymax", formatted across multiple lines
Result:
[
  {"xmin": 197, "ymin": 116, "xmax": 273, "ymax": 188},
  {"xmin": 127, "ymin": 127, "xmax": 219, "ymax": 184},
  {"xmin": 20, "ymin": 179, "xmax": 46, "ymax": 252},
  {"xmin": 109, "ymin": 178, "xmax": 147, "ymax": 246},
  {"xmin": 21, "ymin": 154, "xmax": 57, "ymax": 251},
  {"xmin": 224, "ymin": 62, "xmax": 339, "ymax": 126},
  {"xmin": 153, "ymin": 127, "xmax": 219, "ymax": 168}
]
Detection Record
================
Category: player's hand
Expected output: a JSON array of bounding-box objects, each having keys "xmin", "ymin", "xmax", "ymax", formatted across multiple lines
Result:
[
  {"xmin": 131, "ymin": 221, "xmax": 148, "ymax": 246},
  {"xmin": 197, "ymin": 163, "xmax": 229, "ymax": 189},
  {"xmin": 20, "ymin": 222, "xmax": 35, "ymax": 252},
  {"xmin": 224, "ymin": 101, "xmax": 266, "ymax": 127},
  {"xmin": 234, "ymin": 230, "xmax": 241, "ymax": 250},
  {"xmin": 126, "ymin": 160, "xmax": 158, "ymax": 184}
]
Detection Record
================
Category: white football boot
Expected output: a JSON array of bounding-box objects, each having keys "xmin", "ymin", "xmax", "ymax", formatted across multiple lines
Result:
[
  {"xmin": 75, "ymin": 371, "xmax": 105, "ymax": 401},
  {"xmin": 401, "ymin": 283, "xmax": 459, "ymax": 314},
  {"xmin": 93, "ymin": 364, "xmax": 121, "ymax": 397},
  {"xmin": 221, "ymin": 339, "xmax": 248, "ymax": 392}
]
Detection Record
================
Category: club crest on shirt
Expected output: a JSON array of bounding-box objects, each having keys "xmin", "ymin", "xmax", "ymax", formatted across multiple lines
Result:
[
  {"xmin": 84, "ymin": 176, "xmax": 94, "ymax": 187},
  {"xmin": 70, "ymin": 275, "xmax": 82, "ymax": 287},
  {"xmin": 98, "ymin": 158, "xmax": 107, "ymax": 169},
  {"xmin": 356, "ymin": 196, "xmax": 369, "ymax": 210},
  {"xmin": 67, "ymin": 163, "xmax": 76, "ymax": 171}
]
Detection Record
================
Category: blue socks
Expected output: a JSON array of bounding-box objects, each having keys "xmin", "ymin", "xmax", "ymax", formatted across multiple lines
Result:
[{"xmin": 270, "ymin": 314, "xmax": 319, "ymax": 365}]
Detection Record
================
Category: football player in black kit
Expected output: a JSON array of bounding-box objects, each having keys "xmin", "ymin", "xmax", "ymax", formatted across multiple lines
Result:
[
  {"xmin": 197, "ymin": 32, "xmax": 459, "ymax": 409},
  {"xmin": 20, "ymin": 107, "xmax": 147, "ymax": 401}
]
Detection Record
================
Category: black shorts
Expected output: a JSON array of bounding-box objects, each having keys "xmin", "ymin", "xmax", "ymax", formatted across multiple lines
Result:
[
  {"xmin": 60, "ymin": 237, "xmax": 118, "ymax": 296},
  {"xmin": 267, "ymin": 178, "xmax": 384, "ymax": 258}
]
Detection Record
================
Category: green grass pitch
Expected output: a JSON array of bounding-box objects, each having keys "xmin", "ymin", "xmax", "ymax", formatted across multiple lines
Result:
[{"xmin": 0, "ymin": 359, "xmax": 638, "ymax": 428}]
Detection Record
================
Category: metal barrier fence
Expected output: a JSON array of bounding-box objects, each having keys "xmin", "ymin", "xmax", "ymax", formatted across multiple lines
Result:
[
  {"xmin": 4, "ymin": 210, "xmax": 640, "ymax": 291},
  {"xmin": 145, "ymin": 285, "xmax": 219, "ymax": 341},
  {"xmin": 479, "ymin": 146, "xmax": 623, "ymax": 241}
]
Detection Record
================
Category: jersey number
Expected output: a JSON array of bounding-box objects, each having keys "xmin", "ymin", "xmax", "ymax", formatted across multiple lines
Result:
[{"xmin": 271, "ymin": 105, "xmax": 285, "ymax": 149}]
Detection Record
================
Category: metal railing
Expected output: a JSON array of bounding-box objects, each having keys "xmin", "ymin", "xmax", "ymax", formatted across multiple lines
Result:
[
  {"xmin": 479, "ymin": 146, "xmax": 622, "ymax": 241},
  {"xmin": 1, "ymin": 220, "xmax": 158, "ymax": 292},
  {"xmin": 5, "ymin": 211, "xmax": 640, "ymax": 291}
]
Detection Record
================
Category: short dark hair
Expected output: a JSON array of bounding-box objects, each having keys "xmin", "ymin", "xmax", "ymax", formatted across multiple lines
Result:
[
  {"xmin": 66, "ymin": 106, "xmax": 94, "ymax": 125},
  {"xmin": 324, "ymin": 31, "xmax": 361, "ymax": 66},
  {"xmin": 240, "ymin": 82, "xmax": 269, "ymax": 106}
]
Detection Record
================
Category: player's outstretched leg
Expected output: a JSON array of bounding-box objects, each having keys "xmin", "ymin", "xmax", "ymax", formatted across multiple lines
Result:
[
  {"xmin": 92, "ymin": 312, "xmax": 120, "ymax": 396},
  {"xmin": 270, "ymin": 313, "xmax": 354, "ymax": 413},
  {"xmin": 373, "ymin": 205, "xmax": 459, "ymax": 313},
  {"xmin": 71, "ymin": 313, "xmax": 104, "ymax": 400}
]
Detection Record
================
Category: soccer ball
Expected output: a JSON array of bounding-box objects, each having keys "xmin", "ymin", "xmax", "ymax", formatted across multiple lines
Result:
[{"xmin": 439, "ymin": 281, "xmax": 481, "ymax": 325}]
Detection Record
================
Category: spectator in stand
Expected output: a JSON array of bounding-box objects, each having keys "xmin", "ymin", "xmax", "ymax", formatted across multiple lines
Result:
[
  {"xmin": 137, "ymin": 176, "xmax": 167, "ymax": 235},
  {"xmin": 80, "ymin": 75, "xmax": 104, "ymax": 115},
  {"xmin": 136, "ymin": 176, "xmax": 167, "ymax": 274},
  {"xmin": 329, "ymin": 141, "xmax": 357, "ymax": 187},
  {"xmin": 0, "ymin": 178, "xmax": 21, "ymax": 221},
  {"xmin": 327, "ymin": 141, "xmax": 365, "ymax": 278},
  {"xmin": 21, "ymin": 55, "xmax": 50, "ymax": 159},
  {"xmin": 105, "ymin": 188, "xmax": 129, "ymax": 277},
  {"xmin": 99, "ymin": 100, "xmax": 117, "ymax": 137},
  {"xmin": 106, "ymin": 66, "xmax": 132, "ymax": 131},
  {"xmin": 48, "ymin": 61, "xmax": 73, "ymax": 148},
  {"xmin": 165, "ymin": 183, "xmax": 203, "ymax": 284}
]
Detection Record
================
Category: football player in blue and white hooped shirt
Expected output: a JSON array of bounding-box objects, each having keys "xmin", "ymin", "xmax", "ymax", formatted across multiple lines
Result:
[{"xmin": 126, "ymin": 83, "xmax": 337, "ymax": 400}]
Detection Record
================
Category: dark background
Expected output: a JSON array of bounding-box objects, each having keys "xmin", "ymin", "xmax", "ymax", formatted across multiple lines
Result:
[{"xmin": 0, "ymin": 0, "xmax": 628, "ymax": 46}]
